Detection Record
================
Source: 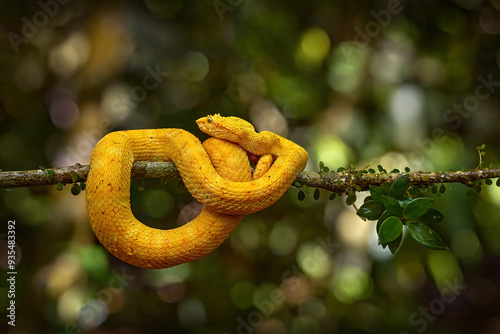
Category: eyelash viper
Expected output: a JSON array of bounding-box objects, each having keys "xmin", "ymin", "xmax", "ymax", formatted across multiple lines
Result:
[{"xmin": 85, "ymin": 114, "xmax": 308, "ymax": 268}]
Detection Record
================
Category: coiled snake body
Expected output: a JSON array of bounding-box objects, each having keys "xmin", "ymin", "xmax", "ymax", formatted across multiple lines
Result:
[{"xmin": 86, "ymin": 114, "xmax": 308, "ymax": 268}]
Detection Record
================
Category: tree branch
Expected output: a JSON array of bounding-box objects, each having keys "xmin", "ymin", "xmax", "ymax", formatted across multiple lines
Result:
[
  {"xmin": 295, "ymin": 168, "xmax": 500, "ymax": 193},
  {"xmin": 0, "ymin": 163, "xmax": 499, "ymax": 193}
]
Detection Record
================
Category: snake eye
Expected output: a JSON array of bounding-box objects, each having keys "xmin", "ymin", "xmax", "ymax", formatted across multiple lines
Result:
[{"xmin": 207, "ymin": 116, "xmax": 212, "ymax": 123}]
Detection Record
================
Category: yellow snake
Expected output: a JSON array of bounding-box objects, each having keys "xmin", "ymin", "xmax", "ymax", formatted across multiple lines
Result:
[{"xmin": 86, "ymin": 114, "xmax": 308, "ymax": 268}]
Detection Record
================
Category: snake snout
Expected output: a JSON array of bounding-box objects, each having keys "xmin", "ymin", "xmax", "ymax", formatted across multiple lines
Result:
[{"xmin": 195, "ymin": 117, "xmax": 208, "ymax": 130}]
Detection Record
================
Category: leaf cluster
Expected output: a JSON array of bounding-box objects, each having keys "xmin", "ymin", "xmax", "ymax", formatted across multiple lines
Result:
[
  {"xmin": 357, "ymin": 174, "xmax": 447, "ymax": 253},
  {"xmin": 56, "ymin": 171, "xmax": 86, "ymax": 195}
]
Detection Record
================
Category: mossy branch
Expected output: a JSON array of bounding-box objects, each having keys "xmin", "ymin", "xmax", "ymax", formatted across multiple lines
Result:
[
  {"xmin": 295, "ymin": 167, "xmax": 500, "ymax": 193},
  {"xmin": 0, "ymin": 162, "xmax": 499, "ymax": 193},
  {"xmin": 0, "ymin": 162, "xmax": 180, "ymax": 189}
]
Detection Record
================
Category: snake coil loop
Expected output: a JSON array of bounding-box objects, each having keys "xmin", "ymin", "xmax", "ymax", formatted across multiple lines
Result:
[{"xmin": 86, "ymin": 115, "xmax": 308, "ymax": 268}]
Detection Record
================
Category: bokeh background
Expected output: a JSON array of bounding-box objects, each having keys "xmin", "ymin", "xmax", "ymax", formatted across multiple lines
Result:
[{"xmin": 2, "ymin": 0, "xmax": 500, "ymax": 333}]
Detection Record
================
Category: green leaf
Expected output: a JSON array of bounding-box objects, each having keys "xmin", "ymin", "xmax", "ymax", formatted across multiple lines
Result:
[
  {"xmin": 138, "ymin": 179, "xmax": 146, "ymax": 191},
  {"xmin": 388, "ymin": 234, "xmax": 402, "ymax": 254},
  {"xmin": 298, "ymin": 190, "xmax": 305, "ymax": 201},
  {"xmin": 474, "ymin": 182, "xmax": 482, "ymax": 193},
  {"xmin": 376, "ymin": 210, "xmax": 392, "ymax": 234},
  {"xmin": 379, "ymin": 217, "xmax": 403, "ymax": 244},
  {"xmin": 377, "ymin": 165, "xmax": 384, "ymax": 173},
  {"xmin": 329, "ymin": 193, "xmax": 337, "ymax": 200},
  {"xmin": 439, "ymin": 184, "xmax": 446, "ymax": 193},
  {"xmin": 357, "ymin": 201, "xmax": 385, "ymax": 220},
  {"xmin": 47, "ymin": 170, "xmax": 55, "ymax": 178},
  {"xmin": 409, "ymin": 185, "xmax": 421, "ymax": 197},
  {"xmin": 313, "ymin": 188, "xmax": 320, "ymax": 200},
  {"xmin": 323, "ymin": 166, "xmax": 329, "ymax": 172},
  {"xmin": 80, "ymin": 182, "xmax": 86, "ymax": 191},
  {"xmin": 432, "ymin": 185, "xmax": 438, "ymax": 194},
  {"xmin": 346, "ymin": 191, "xmax": 357, "ymax": 206},
  {"xmin": 71, "ymin": 184, "xmax": 81, "ymax": 196},
  {"xmin": 398, "ymin": 197, "xmax": 413, "ymax": 208},
  {"xmin": 406, "ymin": 221, "xmax": 448, "ymax": 250},
  {"xmin": 403, "ymin": 198, "xmax": 434, "ymax": 220},
  {"xmin": 364, "ymin": 196, "xmax": 373, "ymax": 203},
  {"xmin": 485, "ymin": 179, "xmax": 493, "ymax": 186},
  {"xmin": 381, "ymin": 196, "xmax": 403, "ymax": 217},
  {"xmin": 405, "ymin": 167, "xmax": 410, "ymax": 172},
  {"xmin": 72, "ymin": 172, "xmax": 79, "ymax": 183},
  {"xmin": 337, "ymin": 167, "xmax": 345, "ymax": 173},
  {"xmin": 369, "ymin": 185, "xmax": 386, "ymax": 204},
  {"xmin": 418, "ymin": 208, "xmax": 444, "ymax": 224},
  {"xmin": 39, "ymin": 165, "xmax": 46, "ymax": 171},
  {"xmin": 381, "ymin": 182, "xmax": 390, "ymax": 195},
  {"xmin": 368, "ymin": 168, "xmax": 376, "ymax": 174},
  {"xmin": 319, "ymin": 161, "xmax": 324, "ymax": 170},
  {"xmin": 496, "ymin": 179, "xmax": 500, "ymax": 187},
  {"xmin": 56, "ymin": 183, "xmax": 63, "ymax": 191},
  {"xmin": 389, "ymin": 174, "xmax": 410, "ymax": 199}
]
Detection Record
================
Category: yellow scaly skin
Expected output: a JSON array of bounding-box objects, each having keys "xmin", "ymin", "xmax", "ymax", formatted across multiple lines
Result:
[{"xmin": 86, "ymin": 114, "xmax": 308, "ymax": 268}]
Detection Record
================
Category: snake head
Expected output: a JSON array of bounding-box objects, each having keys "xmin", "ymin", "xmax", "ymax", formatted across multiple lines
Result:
[{"xmin": 196, "ymin": 114, "xmax": 255, "ymax": 143}]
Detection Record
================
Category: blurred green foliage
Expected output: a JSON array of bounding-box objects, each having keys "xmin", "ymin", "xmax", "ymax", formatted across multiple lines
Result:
[{"xmin": 2, "ymin": 0, "xmax": 500, "ymax": 333}]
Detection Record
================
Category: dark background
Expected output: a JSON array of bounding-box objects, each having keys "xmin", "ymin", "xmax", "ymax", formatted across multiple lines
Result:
[{"xmin": 2, "ymin": 0, "xmax": 500, "ymax": 333}]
